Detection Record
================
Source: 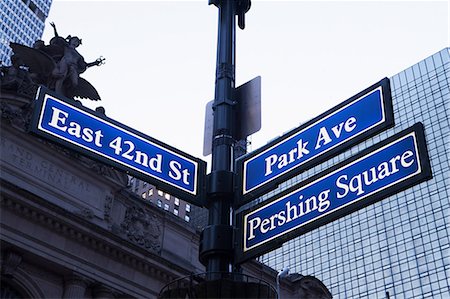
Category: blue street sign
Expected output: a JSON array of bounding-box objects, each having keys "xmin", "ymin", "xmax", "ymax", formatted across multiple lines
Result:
[
  {"xmin": 30, "ymin": 87, "xmax": 206, "ymax": 206},
  {"xmin": 236, "ymin": 78, "xmax": 393, "ymax": 205},
  {"xmin": 236, "ymin": 123, "xmax": 431, "ymax": 263}
]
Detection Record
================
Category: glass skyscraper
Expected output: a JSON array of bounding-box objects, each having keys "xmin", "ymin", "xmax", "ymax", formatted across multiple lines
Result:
[
  {"xmin": 258, "ymin": 48, "xmax": 450, "ymax": 298},
  {"xmin": 0, "ymin": 0, "xmax": 52, "ymax": 66}
]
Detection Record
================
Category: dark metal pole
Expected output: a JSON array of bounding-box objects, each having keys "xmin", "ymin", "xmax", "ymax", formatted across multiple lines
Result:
[
  {"xmin": 199, "ymin": 0, "xmax": 250, "ymax": 277},
  {"xmin": 212, "ymin": 0, "xmax": 236, "ymax": 169},
  {"xmin": 203, "ymin": 0, "xmax": 236, "ymax": 274}
]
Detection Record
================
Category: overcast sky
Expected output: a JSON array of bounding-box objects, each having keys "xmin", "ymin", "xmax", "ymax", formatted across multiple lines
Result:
[{"xmin": 42, "ymin": 0, "xmax": 449, "ymax": 162}]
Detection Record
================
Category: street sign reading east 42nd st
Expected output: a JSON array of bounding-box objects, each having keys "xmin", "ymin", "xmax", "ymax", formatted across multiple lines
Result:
[
  {"xmin": 30, "ymin": 87, "xmax": 206, "ymax": 206},
  {"xmin": 236, "ymin": 78, "xmax": 394, "ymax": 205},
  {"xmin": 236, "ymin": 123, "xmax": 432, "ymax": 264}
]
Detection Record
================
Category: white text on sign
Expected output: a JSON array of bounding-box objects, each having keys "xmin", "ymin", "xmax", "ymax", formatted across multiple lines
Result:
[
  {"xmin": 47, "ymin": 105, "xmax": 192, "ymax": 187},
  {"xmin": 264, "ymin": 116, "xmax": 357, "ymax": 176}
]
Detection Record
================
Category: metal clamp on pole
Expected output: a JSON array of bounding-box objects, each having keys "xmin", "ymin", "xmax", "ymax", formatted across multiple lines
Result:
[
  {"xmin": 199, "ymin": 224, "xmax": 234, "ymax": 265},
  {"xmin": 207, "ymin": 170, "xmax": 235, "ymax": 196},
  {"xmin": 216, "ymin": 63, "xmax": 235, "ymax": 82},
  {"xmin": 212, "ymin": 133, "xmax": 235, "ymax": 146}
]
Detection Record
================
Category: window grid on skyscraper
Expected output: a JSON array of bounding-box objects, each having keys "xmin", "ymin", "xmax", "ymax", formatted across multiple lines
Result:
[
  {"xmin": 258, "ymin": 48, "xmax": 450, "ymax": 299},
  {"xmin": 1, "ymin": 0, "xmax": 52, "ymax": 66}
]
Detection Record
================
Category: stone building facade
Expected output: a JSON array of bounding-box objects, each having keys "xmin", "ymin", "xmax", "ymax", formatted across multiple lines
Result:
[{"xmin": 0, "ymin": 88, "xmax": 205, "ymax": 298}]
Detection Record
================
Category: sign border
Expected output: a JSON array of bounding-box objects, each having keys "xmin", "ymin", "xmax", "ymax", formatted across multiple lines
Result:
[
  {"xmin": 235, "ymin": 78, "xmax": 394, "ymax": 206},
  {"xmin": 235, "ymin": 123, "xmax": 432, "ymax": 264},
  {"xmin": 29, "ymin": 86, "xmax": 207, "ymax": 206}
]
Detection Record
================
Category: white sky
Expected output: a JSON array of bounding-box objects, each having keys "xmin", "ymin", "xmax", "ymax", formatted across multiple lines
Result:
[{"xmin": 42, "ymin": 0, "xmax": 449, "ymax": 163}]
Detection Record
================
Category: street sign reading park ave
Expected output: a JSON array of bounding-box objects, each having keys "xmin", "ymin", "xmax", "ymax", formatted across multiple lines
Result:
[
  {"xmin": 236, "ymin": 123, "xmax": 431, "ymax": 263},
  {"xmin": 236, "ymin": 78, "xmax": 393, "ymax": 205},
  {"xmin": 30, "ymin": 87, "xmax": 206, "ymax": 206}
]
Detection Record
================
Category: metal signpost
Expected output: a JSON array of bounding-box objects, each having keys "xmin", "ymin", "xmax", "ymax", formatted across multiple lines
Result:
[
  {"xmin": 198, "ymin": 0, "xmax": 251, "ymax": 275},
  {"xmin": 31, "ymin": 87, "xmax": 206, "ymax": 206},
  {"xmin": 26, "ymin": 1, "xmax": 434, "ymax": 298}
]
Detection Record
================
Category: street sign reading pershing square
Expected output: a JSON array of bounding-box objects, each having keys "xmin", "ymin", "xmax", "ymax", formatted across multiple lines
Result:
[
  {"xmin": 236, "ymin": 78, "xmax": 393, "ymax": 205},
  {"xmin": 30, "ymin": 87, "xmax": 206, "ymax": 206},
  {"xmin": 236, "ymin": 123, "xmax": 431, "ymax": 263}
]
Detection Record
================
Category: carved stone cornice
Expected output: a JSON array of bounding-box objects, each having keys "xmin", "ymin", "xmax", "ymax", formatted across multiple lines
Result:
[
  {"xmin": 0, "ymin": 186, "xmax": 187, "ymax": 283},
  {"xmin": 75, "ymin": 207, "xmax": 94, "ymax": 220}
]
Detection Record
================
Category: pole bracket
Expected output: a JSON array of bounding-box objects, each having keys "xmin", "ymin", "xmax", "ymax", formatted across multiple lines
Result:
[
  {"xmin": 212, "ymin": 98, "xmax": 236, "ymax": 108},
  {"xmin": 207, "ymin": 170, "xmax": 234, "ymax": 196},
  {"xmin": 199, "ymin": 224, "xmax": 234, "ymax": 266},
  {"xmin": 216, "ymin": 63, "xmax": 235, "ymax": 81},
  {"xmin": 212, "ymin": 133, "xmax": 234, "ymax": 147}
]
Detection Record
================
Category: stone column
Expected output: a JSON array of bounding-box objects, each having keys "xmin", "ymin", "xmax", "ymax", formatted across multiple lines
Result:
[
  {"xmin": 92, "ymin": 285, "xmax": 115, "ymax": 299},
  {"xmin": 62, "ymin": 273, "xmax": 88, "ymax": 299}
]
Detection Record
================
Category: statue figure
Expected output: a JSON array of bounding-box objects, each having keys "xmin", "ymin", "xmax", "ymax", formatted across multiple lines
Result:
[
  {"xmin": 1, "ymin": 22, "xmax": 104, "ymax": 101},
  {"xmin": 48, "ymin": 22, "xmax": 104, "ymax": 97}
]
